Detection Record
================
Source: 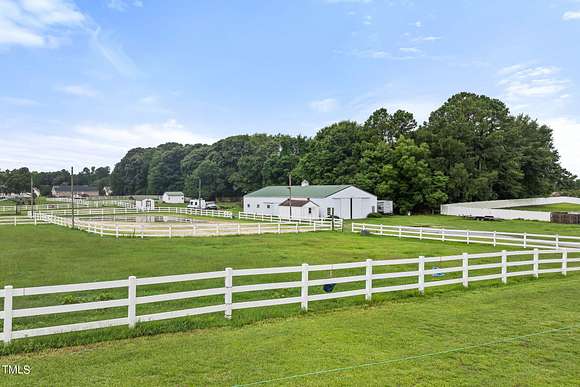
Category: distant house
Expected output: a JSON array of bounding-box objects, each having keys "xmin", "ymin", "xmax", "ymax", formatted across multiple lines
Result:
[
  {"xmin": 162, "ymin": 191, "xmax": 185, "ymax": 204},
  {"xmin": 136, "ymin": 198, "xmax": 155, "ymax": 211},
  {"xmin": 243, "ymin": 184, "xmax": 379, "ymax": 220},
  {"xmin": 51, "ymin": 185, "xmax": 99, "ymax": 198}
]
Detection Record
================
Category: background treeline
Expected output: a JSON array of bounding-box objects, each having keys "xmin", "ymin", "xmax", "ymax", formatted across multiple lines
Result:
[
  {"xmin": 0, "ymin": 167, "xmax": 111, "ymax": 197},
  {"xmin": 2, "ymin": 92, "xmax": 578, "ymax": 213}
]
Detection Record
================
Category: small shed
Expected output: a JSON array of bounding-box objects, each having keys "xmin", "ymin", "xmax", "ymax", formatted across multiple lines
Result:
[
  {"xmin": 162, "ymin": 192, "xmax": 184, "ymax": 204},
  {"xmin": 278, "ymin": 198, "xmax": 319, "ymax": 219},
  {"xmin": 136, "ymin": 198, "xmax": 155, "ymax": 211}
]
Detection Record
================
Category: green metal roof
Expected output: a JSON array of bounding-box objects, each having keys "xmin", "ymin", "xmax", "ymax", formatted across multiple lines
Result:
[{"xmin": 245, "ymin": 185, "xmax": 351, "ymax": 198}]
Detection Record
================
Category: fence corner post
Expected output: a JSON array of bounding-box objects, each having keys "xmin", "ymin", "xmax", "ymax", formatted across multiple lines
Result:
[
  {"xmin": 301, "ymin": 264, "xmax": 309, "ymax": 311},
  {"xmin": 418, "ymin": 256, "xmax": 425, "ymax": 295},
  {"xmin": 462, "ymin": 252, "xmax": 469, "ymax": 288},
  {"xmin": 128, "ymin": 276, "xmax": 137, "ymax": 328},
  {"xmin": 365, "ymin": 259, "xmax": 373, "ymax": 301},
  {"xmin": 225, "ymin": 268, "xmax": 233, "ymax": 320},
  {"xmin": 501, "ymin": 250, "xmax": 508, "ymax": 284},
  {"xmin": 533, "ymin": 248, "xmax": 539, "ymax": 278},
  {"xmin": 3, "ymin": 285, "xmax": 13, "ymax": 344},
  {"xmin": 562, "ymin": 249, "xmax": 568, "ymax": 276}
]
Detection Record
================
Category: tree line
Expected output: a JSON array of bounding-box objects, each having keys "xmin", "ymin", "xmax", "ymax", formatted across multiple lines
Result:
[{"xmin": 2, "ymin": 92, "xmax": 577, "ymax": 213}]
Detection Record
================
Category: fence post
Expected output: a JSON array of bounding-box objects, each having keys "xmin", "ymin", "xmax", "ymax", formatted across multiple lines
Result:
[
  {"xmin": 128, "ymin": 276, "xmax": 137, "ymax": 328},
  {"xmin": 441, "ymin": 229, "xmax": 445, "ymax": 242},
  {"xmin": 562, "ymin": 249, "xmax": 568, "ymax": 276},
  {"xmin": 418, "ymin": 256, "xmax": 425, "ymax": 295},
  {"xmin": 462, "ymin": 253, "xmax": 469, "ymax": 288},
  {"xmin": 141, "ymin": 225, "xmax": 144, "ymax": 239},
  {"xmin": 296, "ymin": 223, "xmax": 299, "ymax": 233},
  {"xmin": 301, "ymin": 264, "xmax": 309, "ymax": 311},
  {"xmin": 365, "ymin": 259, "xmax": 373, "ymax": 301},
  {"xmin": 501, "ymin": 250, "xmax": 508, "ymax": 284},
  {"xmin": 398, "ymin": 226, "xmax": 402, "ymax": 238},
  {"xmin": 555, "ymin": 235, "xmax": 560, "ymax": 249},
  {"xmin": 419, "ymin": 227, "xmax": 423, "ymax": 240},
  {"xmin": 466, "ymin": 230, "xmax": 470, "ymax": 245},
  {"xmin": 278, "ymin": 223, "xmax": 281, "ymax": 234},
  {"xmin": 224, "ymin": 268, "xmax": 233, "ymax": 319},
  {"xmin": 116, "ymin": 225, "xmax": 119, "ymax": 239},
  {"xmin": 258, "ymin": 224, "xmax": 262, "ymax": 235},
  {"xmin": 523, "ymin": 233, "xmax": 527, "ymax": 248},
  {"xmin": 493, "ymin": 231, "xmax": 497, "ymax": 247},
  {"xmin": 532, "ymin": 248, "xmax": 539, "ymax": 278},
  {"xmin": 3, "ymin": 286, "xmax": 13, "ymax": 344}
]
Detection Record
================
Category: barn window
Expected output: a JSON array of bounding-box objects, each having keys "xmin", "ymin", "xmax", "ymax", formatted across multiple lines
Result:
[
  {"xmin": 257, "ymin": 204, "xmax": 260, "ymax": 208},
  {"xmin": 267, "ymin": 204, "xmax": 271, "ymax": 209},
  {"xmin": 308, "ymin": 208, "xmax": 312, "ymax": 214},
  {"xmin": 247, "ymin": 204, "xmax": 250, "ymax": 208},
  {"xmin": 327, "ymin": 207, "xmax": 333, "ymax": 216}
]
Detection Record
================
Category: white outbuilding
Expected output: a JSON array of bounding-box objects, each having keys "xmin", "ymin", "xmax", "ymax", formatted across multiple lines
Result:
[
  {"xmin": 162, "ymin": 191, "xmax": 185, "ymax": 204},
  {"xmin": 243, "ymin": 184, "xmax": 380, "ymax": 219},
  {"xmin": 136, "ymin": 198, "xmax": 155, "ymax": 211}
]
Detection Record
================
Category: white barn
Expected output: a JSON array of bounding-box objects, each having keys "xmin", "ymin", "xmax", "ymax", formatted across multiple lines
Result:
[
  {"xmin": 243, "ymin": 184, "xmax": 378, "ymax": 220},
  {"xmin": 162, "ymin": 192, "xmax": 184, "ymax": 204}
]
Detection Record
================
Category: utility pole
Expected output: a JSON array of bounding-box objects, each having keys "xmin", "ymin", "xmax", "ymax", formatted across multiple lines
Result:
[
  {"xmin": 30, "ymin": 174, "xmax": 34, "ymax": 217},
  {"xmin": 288, "ymin": 173, "xmax": 292, "ymax": 219},
  {"xmin": 198, "ymin": 177, "xmax": 202, "ymax": 209},
  {"xmin": 71, "ymin": 166, "xmax": 75, "ymax": 228}
]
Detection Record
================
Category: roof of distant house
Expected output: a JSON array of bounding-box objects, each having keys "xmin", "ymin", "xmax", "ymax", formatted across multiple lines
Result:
[
  {"xmin": 164, "ymin": 192, "xmax": 184, "ymax": 196},
  {"xmin": 245, "ymin": 185, "xmax": 351, "ymax": 198},
  {"xmin": 279, "ymin": 198, "xmax": 319, "ymax": 207}
]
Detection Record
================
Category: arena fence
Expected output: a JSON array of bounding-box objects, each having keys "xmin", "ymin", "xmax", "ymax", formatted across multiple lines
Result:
[
  {"xmin": 238, "ymin": 212, "xmax": 343, "ymax": 231},
  {"xmin": 2, "ymin": 248, "xmax": 579, "ymax": 343}
]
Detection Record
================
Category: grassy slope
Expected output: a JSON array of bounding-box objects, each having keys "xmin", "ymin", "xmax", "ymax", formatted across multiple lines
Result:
[
  {"xmin": 3, "ymin": 277, "xmax": 580, "ymax": 386},
  {"xmin": 505, "ymin": 203, "xmax": 580, "ymax": 213},
  {"xmin": 351, "ymin": 214, "xmax": 580, "ymax": 235}
]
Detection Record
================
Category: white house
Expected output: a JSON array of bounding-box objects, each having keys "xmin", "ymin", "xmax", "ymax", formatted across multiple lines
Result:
[
  {"xmin": 162, "ymin": 192, "xmax": 184, "ymax": 204},
  {"xmin": 243, "ymin": 184, "xmax": 379, "ymax": 220}
]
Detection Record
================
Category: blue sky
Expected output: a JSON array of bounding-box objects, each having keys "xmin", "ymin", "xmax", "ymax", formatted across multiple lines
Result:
[{"xmin": 1, "ymin": 0, "xmax": 579, "ymax": 175}]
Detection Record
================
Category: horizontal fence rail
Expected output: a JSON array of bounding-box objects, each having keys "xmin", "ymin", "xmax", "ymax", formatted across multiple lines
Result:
[
  {"xmin": 1, "ymin": 249, "xmax": 579, "ymax": 343},
  {"xmin": 352, "ymin": 223, "xmax": 580, "ymax": 250},
  {"xmin": 34, "ymin": 213, "xmax": 333, "ymax": 238},
  {"xmin": 238, "ymin": 212, "xmax": 343, "ymax": 231},
  {"xmin": 0, "ymin": 216, "xmax": 45, "ymax": 226},
  {"xmin": 33, "ymin": 206, "xmax": 233, "ymax": 219}
]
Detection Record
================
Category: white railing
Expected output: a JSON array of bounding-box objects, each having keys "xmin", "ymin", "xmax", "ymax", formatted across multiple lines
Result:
[
  {"xmin": 352, "ymin": 223, "xmax": 580, "ymax": 250},
  {"xmin": 35, "ymin": 212, "xmax": 331, "ymax": 238},
  {"xmin": 0, "ymin": 216, "xmax": 44, "ymax": 226},
  {"xmin": 238, "ymin": 212, "xmax": 343, "ymax": 231},
  {"xmin": 31, "ymin": 206, "xmax": 233, "ymax": 219},
  {"xmin": 1, "ymin": 249, "xmax": 578, "ymax": 343}
]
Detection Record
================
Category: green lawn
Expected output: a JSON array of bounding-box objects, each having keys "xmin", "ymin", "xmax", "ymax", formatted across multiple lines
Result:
[
  {"xmin": 505, "ymin": 203, "xmax": 580, "ymax": 213},
  {"xmin": 351, "ymin": 214, "xmax": 580, "ymax": 235},
  {"xmin": 1, "ymin": 216, "xmax": 579, "ymax": 385},
  {"xmin": 2, "ymin": 277, "xmax": 579, "ymax": 386}
]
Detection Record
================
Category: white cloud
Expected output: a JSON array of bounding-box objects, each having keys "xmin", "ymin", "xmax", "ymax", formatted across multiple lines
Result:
[
  {"xmin": 324, "ymin": 0, "xmax": 373, "ymax": 3},
  {"xmin": 0, "ymin": 96, "xmax": 40, "ymax": 106},
  {"xmin": 0, "ymin": 0, "xmax": 84, "ymax": 48},
  {"xmin": 562, "ymin": 11, "xmax": 580, "ymax": 20},
  {"xmin": 399, "ymin": 47, "xmax": 421, "ymax": 53},
  {"xmin": 309, "ymin": 98, "xmax": 338, "ymax": 113},
  {"xmin": 498, "ymin": 64, "xmax": 570, "ymax": 99},
  {"xmin": 545, "ymin": 117, "xmax": 580, "ymax": 175},
  {"xmin": 411, "ymin": 36, "xmax": 442, "ymax": 42},
  {"xmin": 412, "ymin": 20, "xmax": 422, "ymax": 28},
  {"xmin": 57, "ymin": 84, "xmax": 98, "ymax": 97},
  {"xmin": 0, "ymin": 119, "xmax": 215, "ymax": 171},
  {"xmin": 363, "ymin": 15, "xmax": 372, "ymax": 25},
  {"xmin": 107, "ymin": 0, "xmax": 143, "ymax": 12},
  {"xmin": 89, "ymin": 27, "xmax": 140, "ymax": 78}
]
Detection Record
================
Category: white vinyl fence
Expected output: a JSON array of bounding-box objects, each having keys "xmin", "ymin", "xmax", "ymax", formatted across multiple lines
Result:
[
  {"xmin": 238, "ymin": 212, "xmax": 343, "ymax": 231},
  {"xmin": 351, "ymin": 223, "xmax": 580, "ymax": 250},
  {"xmin": 35, "ymin": 213, "xmax": 333, "ymax": 238},
  {"xmin": 2, "ymin": 249, "xmax": 579, "ymax": 343},
  {"xmin": 0, "ymin": 216, "xmax": 45, "ymax": 226},
  {"xmin": 34, "ymin": 206, "xmax": 233, "ymax": 219}
]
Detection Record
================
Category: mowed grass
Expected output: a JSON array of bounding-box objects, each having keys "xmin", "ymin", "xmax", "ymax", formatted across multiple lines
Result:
[
  {"xmin": 505, "ymin": 203, "xmax": 580, "ymax": 213},
  {"xmin": 2, "ymin": 277, "xmax": 580, "ymax": 386},
  {"xmin": 351, "ymin": 214, "xmax": 580, "ymax": 235}
]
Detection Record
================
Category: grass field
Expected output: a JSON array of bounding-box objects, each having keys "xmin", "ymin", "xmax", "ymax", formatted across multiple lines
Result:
[
  {"xmin": 505, "ymin": 203, "xmax": 580, "ymax": 213},
  {"xmin": 2, "ymin": 277, "xmax": 579, "ymax": 386},
  {"xmin": 1, "ymin": 215, "xmax": 579, "ymax": 385}
]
